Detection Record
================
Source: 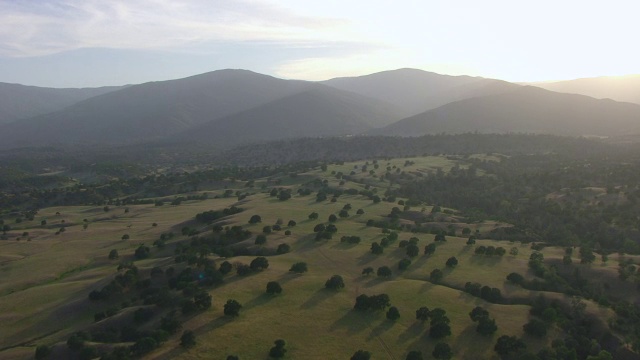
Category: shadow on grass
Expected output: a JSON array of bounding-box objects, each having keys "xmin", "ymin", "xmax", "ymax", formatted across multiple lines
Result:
[
  {"xmin": 367, "ymin": 319, "xmax": 395, "ymax": 340},
  {"xmin": 387, "ymin": 247, "xmax": 409, "ymax": 260},
  {"xmin": 156, "ymin": 315, "xmax": 235, "ymax": 360},
  {"xmin": 300, "ymin": 288, "xmax": 338, "ymax": 309},
  {"xmin": 357, "ymin": 253, "xmax": 378, "ymax": 266},
  {"xmin": 243, "ymin": 293, "xmax": 275, "ymax": 311},
  {"xmin": 398, "ymin": 321, "xmax": 426, "ymax": 344},
  {"xmin": 457, "ymin": 245, "xmax": 473, "ymax": 256},
  {"xmin": 330, "ymin": 242, "xmax": 359, "ymax": 250},
  {"xmin": 451, "ymin": 324, "xmax": 494, "ymax": 355},
  {"xmin": 293, "ymin": 234, "xmax": 326, "ymax": 252},
  {"xmin": 364, "ymin": 277, "xmax": 388, "ymax": 288},
  {"xmin": 277, "ymin": 272, "xmax": 303, "ymax": 284},
  {"xmin": 467, "ymin": 255, "xmax": 503, "ymax": 266},
  {"xmin": 411, "ymin": 254, "xmax": 432, "ymax": 269},
  {"xmin": 329, "ymin": 310, "xmax": 371, "ymax": 334}
]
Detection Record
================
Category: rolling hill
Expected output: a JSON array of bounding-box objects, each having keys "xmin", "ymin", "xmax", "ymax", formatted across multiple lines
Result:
[
  {"xmin": 0, "ymin": 70, "xmax": 402, "ymax": 149},
  {"xmin": 378, "ymin": 86, "xmax": 640, "ymax": 137},
  {"xmin": 323, "ymin": 68, "xmax": 520, "ymax": 117},
  {"xmin": 530, "ymin": 75, "xmax": 640, "ymax": 105},
  {"xmin": 174, "ymin": 86, "xmax": 401, "ymax": 147},
  {"xmin": 0, "ymin": 70, "xmax": 318, "ymax": 148},
  {"xmin": 4, "ymin": 68, "xmax": 640, "ymax": 150},
  {"xmin": 0, "ymin": 82, "xmax": 125, "ymax": 124}
]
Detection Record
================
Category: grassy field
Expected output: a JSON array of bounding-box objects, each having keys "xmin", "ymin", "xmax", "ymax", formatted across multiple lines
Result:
[{"xmin": 0, "ymin": 155, "xmax": 629, "ymax": 359}]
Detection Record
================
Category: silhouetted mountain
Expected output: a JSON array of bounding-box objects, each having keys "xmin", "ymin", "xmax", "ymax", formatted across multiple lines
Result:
[
  {"xmin": 0, "ymin": 70, "xmax": 319, "ymax": 148},
  {"xmin": 379, "ymin": 86, "xmax": 640, "ymax": 137},
  {"xmin": 4, "ymin": 69, "xmax": 640, "ymax": 151},
  {"xmin": 323, "ymin": 68, "xmax": 519, "ymax": 117},
  {"xmin": 175, "ymin": 86, "xmax": 400, "ymax": 147},
  {"xmin": 0, "ymin": 82, "xmax": 125, "ymax": 124},
  {"xmin": 530, "ymin": 75, "xmax": 640, "ymax": 105}
]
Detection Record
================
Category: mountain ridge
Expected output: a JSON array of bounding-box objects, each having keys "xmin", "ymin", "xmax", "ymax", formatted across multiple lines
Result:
[
  {"xmin": 378, "ymin": 85, "xmax": 640, "ymax": 137},
  {"xmin": 2, "ymin": 68, "xmax": 640, "ymax": 151}
]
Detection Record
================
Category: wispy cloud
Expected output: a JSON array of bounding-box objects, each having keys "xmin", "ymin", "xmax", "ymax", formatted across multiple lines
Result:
[{"xmin": 0, "ymin": 0, "xmax": 352, "ymax": 57}]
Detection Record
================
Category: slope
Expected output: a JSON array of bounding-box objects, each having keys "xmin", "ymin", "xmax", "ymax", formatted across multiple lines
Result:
[
  {"xmin": 0, "ymin": 83, "xmax": 125, "ymax": 124},
  {"xmin": 323, "ymin": 68, "xmax": 519, "ymax": 117},
  {"xmin": 379, "ymin": 86, "xmax": 640, "ymax": 137},
  {"xmin": 174, "ymin": 85, "xmax": 401, "ymax": 148},
  {"xmin": 0, "ymin": 69, "xmax": 314, "ymax": 148},
  {"xmin": 530, "ymin": 75, "xmax": 640, "ymax": 105}
]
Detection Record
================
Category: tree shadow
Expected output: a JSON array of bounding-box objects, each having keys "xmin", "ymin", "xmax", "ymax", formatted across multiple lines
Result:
[
  {"xmin": 364, "ymin": 277, "xmax": 387, "ymax": 288},
  {"xmin": 357, "ymin": 253, "xmax": 378, "ymax": 266},
  {"xmin": 398, "ymin": 321, "xmax": 426, "ymax": 344},
  {"xmin": 330, "ymin": 242, "xmax": 358, "ymax": 250},
  {"xmin": 468, "ymin": 255, "xmax": 502, "ymax": 266},
  {"xmin": 243, "ymin": 293, "xmax": 275, "ymax": 311},
  {"xmin": 277, "ymin": 272, "xmax": 302, "ymax": 285},
  {"xmin": 388, "ymin": 247, "xmax": 409, "ymax": 260},
  {"xmin": 452, "ymin": 324, "xmax": 494, "ymax": 356},
  {"xmin": 192, "ymin": 315, "xmax": 234, "ymax": 335},
  {"xmin": 293, "ymin": 234, "xmax": 324, "ymax": 252},
  {"xmin": 329, "ymin": 310, "xmax": 371, "ymax": 334},
  {"xmin": 367, "ymin": 319, "xmax": 395, "ymax": 340},
  {"xmin": 458, "ymin": 245, "xmax": 473, "ymax": 256},
  {"xmin": 300, "ymin": 288, "xmax": 338, "ymax": 309}
]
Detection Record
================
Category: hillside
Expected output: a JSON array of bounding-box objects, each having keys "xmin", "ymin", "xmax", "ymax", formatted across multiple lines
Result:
[
  {"xmin": 0, "ymin": 70, "xmax": 404, "ymax": 149},
  {"xmin": 0, "ymin": 70, "xmax": 316, "ymax": 148},
  {"xmin": 323, "ymin": 68, "xmax": 519, "ymax": 117},
  {"xmin": 0, "ymin": 82, "xmax": 125, "ymax": 124},
  {"xmin": 531, "ymin": 75, "xmax": 640, "ymax": 105},
  {"xmin": 175, "ymin": 86, "xmax": 401, "ymax": 148},
  {"xmin": 379, "ymin": 86, "xmax": 640, "ymax": 137}
]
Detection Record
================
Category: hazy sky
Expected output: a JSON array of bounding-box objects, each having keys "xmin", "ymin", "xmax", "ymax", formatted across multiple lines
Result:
[{"xmin": 1, "ymin": 0, "xmax": 639, "ymax": 87}]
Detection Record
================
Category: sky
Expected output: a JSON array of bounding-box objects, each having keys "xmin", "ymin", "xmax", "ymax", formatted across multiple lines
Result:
[{"xmin": 0, "ymin": 0, "xmax": 639, "ymax": 88}]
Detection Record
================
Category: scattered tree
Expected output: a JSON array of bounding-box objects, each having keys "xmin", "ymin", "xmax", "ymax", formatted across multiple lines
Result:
[
  {"xmin": 398, "ymin": 258, "xmax": 412, "ymax": 271},
  {"xmin": 445, "ymin": 256, "xmax": 458, "ymax": 268},
  {"xmin": 494, "ymin": 335, "xmax": 526, "ymax": 358},
  {"xmin": 523, "ymin": 318, "xmax": 548, "ymax": 337},
  {"xmin": 180, "ymin": 330, "xmax": 196, "ymax": 348},
  {"xmin": 255, "ymin": 234, "xmax": 267, "ymax": 245},
  {"xmin": 416, "ymin": 306, "xmax": 430, "ymax": 322},
  {"xmin": 432, "ymin": 343, "xmax": 453, "ymax": 360},
  {"xmin": 266, "ymin": 281, "xmax": 283, "ymax": 295},
  {"xmin": 289, "ymin": 262, "xmax": 308, "ymax": 273},
  {"xmin": 387, "ymin": 306, "xmax": 400, "ymax": 321},
  {"xmin": 424, "ymin": 243, "xmax": 436, "ymax": 255},
  {"xmin": 406, "ymin": 244, "xmax": 419, "ymax": 257},
  {"xmin": 377, "ymin": 266, "xmax": 392, "ymax": 277},
  {"xmin": 476, "ymin": 316, "xmax": 498, "ymax": 335},
  {"xmin": 250, "ymin": 257, "xmax": 269, "ymax": 271},
  {"xmin": 35, "ymin": 345, "xmax": 51, "ymax": 360},
  {"xmin": 276, "ymin": 243, "xmax": 290, "ymax": 254},
  {"xmin": 269, "ymin": 339, "xmax": 287, "ymax": 358},
  {"xmin": 351, "ymin": 350, "xmax": 372, "ymax": 360},
  {"xmin": 224, "ymin": 299, "xmax": 242, "ymax": 317},
  {"xmin": 430, "ymin": 268, "xmax": 443, "ymax": 283},
  {"xmin": 325, "ymin": 275, "xmax": 345, "ymax": 290},
  {"xmin": 371, "ymin": 242, "xmax": 384, "ymax": 255}
]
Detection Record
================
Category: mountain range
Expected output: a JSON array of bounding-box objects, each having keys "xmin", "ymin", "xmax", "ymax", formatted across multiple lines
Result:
[
  {"xmin": 529, "ymin": 75, "xmax": 640, "ymax": 105},
  {"xmin": 1, "ymin": 68, "xmax": 639, "ymax": 150}
]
